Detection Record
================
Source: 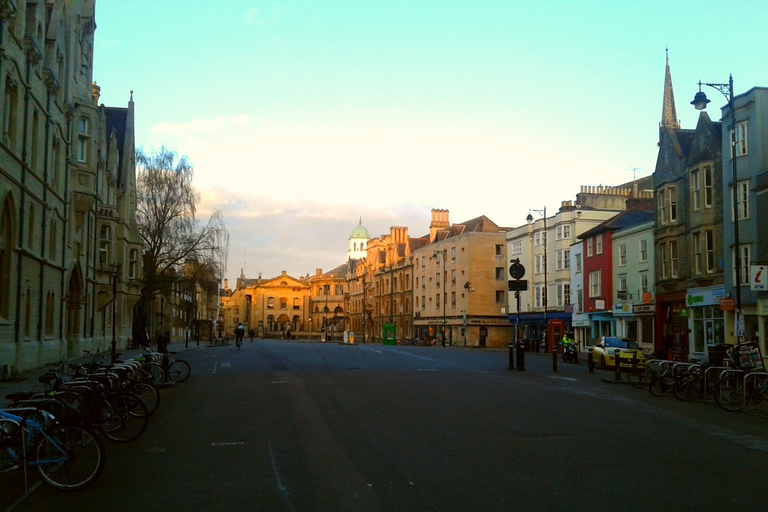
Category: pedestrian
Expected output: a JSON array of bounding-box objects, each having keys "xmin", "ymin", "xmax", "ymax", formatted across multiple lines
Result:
[
  {"xmin": 235, "ymin": 322, "xmax": 245, "ymax": 350},
  {"xmin": 249, "ymin": 328, "xmax": 254, "ymax": 342}
]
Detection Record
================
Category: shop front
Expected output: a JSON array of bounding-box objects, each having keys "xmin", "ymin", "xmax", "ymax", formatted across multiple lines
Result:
[
  {"xmin": 656, "ymin": 291, "xmax": 688, "ymax": 361},
  {"xmin": 613, "ymin": 302, "xmax": 655, "ymax": 355},
  {"xmin": 510, "ymin": 311, "xmax": 571, "ymax": 352},
  {"xmin": 686, "ymin": 286, "xmax": 725, "ymax": 362}
]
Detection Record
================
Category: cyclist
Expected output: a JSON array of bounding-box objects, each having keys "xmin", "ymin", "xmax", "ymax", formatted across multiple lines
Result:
[{"xmin": 235, "ymin": 323, "xmax": 245, "ymax": 350}]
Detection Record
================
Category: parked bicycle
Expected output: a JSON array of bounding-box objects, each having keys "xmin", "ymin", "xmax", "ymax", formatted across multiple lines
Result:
[{"xmin": 1, "ymin": 406, "xmax": 105, "ymax": 491}]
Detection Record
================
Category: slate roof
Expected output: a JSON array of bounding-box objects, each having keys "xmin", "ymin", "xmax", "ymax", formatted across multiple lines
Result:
[{"xmin": 577, "ymin": 210, "xmax": 655, "ymax": 240}]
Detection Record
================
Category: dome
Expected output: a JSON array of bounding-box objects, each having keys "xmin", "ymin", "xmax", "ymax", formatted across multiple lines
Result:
[{"xmin": 349, "ymin": 219, "xmax": 370, "ymax": 240}]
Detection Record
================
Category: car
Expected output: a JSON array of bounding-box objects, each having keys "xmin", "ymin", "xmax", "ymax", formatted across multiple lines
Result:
[{"xmin": 591, "ymin": 336, "xmax": 646, "ymax": 370}]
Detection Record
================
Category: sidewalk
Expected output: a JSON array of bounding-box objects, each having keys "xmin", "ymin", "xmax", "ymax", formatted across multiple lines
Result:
[{"xmin": 0, "ymin": 340, "xmax": 200, "ymax": 404}]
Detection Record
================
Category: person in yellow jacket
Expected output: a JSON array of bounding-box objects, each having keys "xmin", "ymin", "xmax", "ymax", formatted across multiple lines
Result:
[{"xmin": 562, "ymin": 331, "xmax": 577, "ymax": 363}]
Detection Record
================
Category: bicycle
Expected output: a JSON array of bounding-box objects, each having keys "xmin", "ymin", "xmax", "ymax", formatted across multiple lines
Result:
[
  {"xmin": 161, "ymin": 351, "xmax": 191, "ymax": 383},
  {"xmin": 1, "ymin": 406, "xmax": 105, "ymax": 491}
]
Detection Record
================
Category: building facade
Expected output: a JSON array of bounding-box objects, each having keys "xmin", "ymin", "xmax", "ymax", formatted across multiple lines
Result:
[
  {"xmin": 413, "ymin": 210, "xmax": 510, "ymax": 348},
  {"xmin": 0, "ymin": 1, "xmax": 142, "ymax": 375}
]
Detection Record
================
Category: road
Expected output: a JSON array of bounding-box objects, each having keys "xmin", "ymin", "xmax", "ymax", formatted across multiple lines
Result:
[{"xmin": 5, "ymin": 340, "xmax": 768, "ymax": 511}]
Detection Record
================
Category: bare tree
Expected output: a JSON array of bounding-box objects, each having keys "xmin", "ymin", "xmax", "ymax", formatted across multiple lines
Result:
[{"xmin": 134, "ymin": 146, "xmax": 228, "ymax": 343}]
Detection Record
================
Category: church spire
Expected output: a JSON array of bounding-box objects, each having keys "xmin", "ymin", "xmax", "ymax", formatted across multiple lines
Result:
[{"xmin": 661, "ymin": 48, "xmax": 680, "ymax": 130}]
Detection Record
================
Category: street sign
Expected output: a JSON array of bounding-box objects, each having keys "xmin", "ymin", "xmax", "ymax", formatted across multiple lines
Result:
[
  {"xmin": 719, "ymin": 298, "xmax": 735, "ymax": 311},
  {"xmin": 509, "ymin": 261, "xmax": 525, "ymax": 280},
  {"xmin": 508, "ymin": 280, "xmax": 528, "ymax": 291}
]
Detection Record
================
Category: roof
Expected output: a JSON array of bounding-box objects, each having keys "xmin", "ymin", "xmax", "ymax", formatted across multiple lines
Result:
[{"xmin": 577, "ymin": 210, "xmax": 656, "ymax": 240}]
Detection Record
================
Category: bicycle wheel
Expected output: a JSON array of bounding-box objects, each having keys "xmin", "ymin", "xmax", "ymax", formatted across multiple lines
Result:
[
  {"xmin": 35, "ymin": 424, "xmax": 105, "ymax": 491},
  {"xmin": 98, "ymin": 392, "xmax": 149, "ymax": 442},
  {"xmin": 127, "ymin": 381, "xmax": 161, "ymax": 416},
  {"xmin": 167, "ymin": 359, "xmax": 191, "ymax": 383},
  {"xmin": 673, "ymin": 371, "xmax": 702, "ymax": 401},
  {"xmin": 143, "ymin": 362, "xmax": 165, "ymax": 386},
  {"xmin": 627, "ymin": 368, "xmax": 647, "ymax": 389},
  {"xmin": 649, "ymin": 375, "xmax": 675, "ymax": 397},
  {"xmin": 714, "ymin": 375, "xmax": 745, "ymax": 412}
]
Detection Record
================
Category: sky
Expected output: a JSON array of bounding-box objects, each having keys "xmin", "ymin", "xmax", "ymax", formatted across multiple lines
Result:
[{"xmin": 92, "ymin": 0, "xmax": 768, "ymax": 286}]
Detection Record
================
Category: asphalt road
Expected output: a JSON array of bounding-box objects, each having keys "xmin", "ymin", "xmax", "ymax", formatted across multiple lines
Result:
[{"xmin": 4, "ymin": 340, "xmax": 768, "ymax": 512}]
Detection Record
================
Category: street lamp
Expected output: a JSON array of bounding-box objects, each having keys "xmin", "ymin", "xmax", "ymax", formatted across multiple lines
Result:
[
  {"xmin": 691, "ymin": 75, "xmax": 743, "ymax": 342},
  {"xmin": 527, "ymin": 207, "xmax": 548, "ymax": 351}
]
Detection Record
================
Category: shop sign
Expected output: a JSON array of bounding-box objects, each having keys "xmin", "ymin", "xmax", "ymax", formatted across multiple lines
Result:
[
  {"xmin": 595, "ymin": 300, "xmax": 605, "ymax": 310},
  {"xmin": 686, "ymin": 287, "xmax": 725, "ymax": 307},
  {"xmin": 719, "ymin": 298, "xmax": 735, "ymax": 311},
  {"xmin": 633, "ymin": 304, "xmax": 655, "ymax": 314},
  {"xmin": 613, "ymin": 303, "xmax": 633, "ymax": 315},
  {"xmin": 678, "ymin": 308, "xmax": 689, "ymax": 318},
  {"xmin": 642, "ymin": 292, "xmax": 653, "ymax": 304}
]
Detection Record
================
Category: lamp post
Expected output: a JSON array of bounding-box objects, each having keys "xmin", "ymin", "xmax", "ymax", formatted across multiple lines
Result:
[
  {"xmin": 691, "ymin": 75, "xmax": 743, "ymax": 342},
  {"xmin": 109, "ymin": 263, "xmax": 122, "ymax": 364},
  {"xmin": 527, "ymin": 207, "xmax": 548, "ymax": 351}
]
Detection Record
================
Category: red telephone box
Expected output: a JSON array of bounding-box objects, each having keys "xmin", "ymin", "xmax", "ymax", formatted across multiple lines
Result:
[{"xmin": 549, "ymin": 319, "xmax": 564, "ymax": 352}]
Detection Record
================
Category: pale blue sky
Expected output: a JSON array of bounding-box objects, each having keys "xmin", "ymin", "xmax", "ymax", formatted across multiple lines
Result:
[{"xmin": 93, "ymin": 1, "xmax": 768, "ymax": 284}]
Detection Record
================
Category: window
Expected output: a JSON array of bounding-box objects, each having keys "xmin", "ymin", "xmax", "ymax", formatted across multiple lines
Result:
[
  {"xmin": 435, "ymin": 293, "xmax": 440, "ymax": 309},
  {"xmin": 535, "ymin": 254, "xmax": 545, "ymax": 274},
  {"xmin": 587, "ymin": 239, "xmax": 593, "ymax": 258},
  {"xmin": 705, "ymin": 230, "xmax": 715, "ymax": 274},
  {"xmin": 48, "ymin": 219, "xmax": 57, "ymax": 258},
  {"xmin": 128, "ymin": 249, "xmax": 138, "ymax": 279},
  {"xmin": 511, "ymin": 241, "xmax": 522, "ymax": 254},
  {"xmin": 495, "ymin": 267, "xmax": 504, "ymax": 280},
  {"xmin": 704, "ymin": 167, "xmax": 713, "ymax": 207},
  {"xmin": 619, "ymin": 245, "xmax": 626, "ymax": 267},
  {"xmin": 575, "ymin": 253, "xmax": 582, "ymax": 273},
  {"xmin": 495, "ymin": 290, "xmax": 504, "ymax": 304},
  {"xmin": 589, "ymin": 271, "xmax": 601, "ymax": 298},
  {"xmin": 421, "ymin": 295, "xmax": 425, "ymax": 309},
  {"xmin": 658, "ymin": 188, "xmax": 666, "ymax": 226},
  {"xmin": 452, "ymin": 247, "xmax": 456, "ymax": 262},
  {"xmin": 596, "ymin": 234, "xmax": 603, "ymax": 255},
  {"xmin": 660, "ymin": 243, "xmax": 667, "ymax": 280},
  {"xmin": 495, "ymin": 244, "xmax": 502, "ymax": 257},
  {"xmin": 267, "ymin": 297, "xmax": 275, "ymax": 309},
  {"xmin": 668, "ymin": 186, "xmax": 677, "ymax": 223},
  {"xmin": 691, "ymin": 169, "xmax": 701, "ymax": 211},
  {"xmin": 436, "ymin": 273, "xmax": 440, "ymax": 287},
  {"xmin": 27, "ymin": 204, "xmax": 35, "ymax": 251},
  {"xmin": 293, "ymin": 298, "xmax": 300, "ymax": 310},
  {"xmin": 556, "ymin": 225, "xmax": 562, "ymax": 240},
  {"xmin": 3, "ymin": 82, "xmax": 18, "ymax": 145},
  {"xmin": 556, "ymin": 249, "xmax": 570, "ymax": 271},
  {"xmin": 534, "ymin": 285, "xmax": 545, "ymax": 308},
  {"xmin": 733, "ymin": 121, "xmax": 748, "ymax": 157},
  {"xmin": 670, "ymin": 241, "xmax": 678, "ymax": 278},
  {"xmin": 280, "ymin": 298, "xmax": 287, "ymax": 309},
  {"xmin": 556, "ymin": 282, "xmax": 570, "ymax": 307},
  {"xmin": 576, "ymin": 289, "xmax": 583, "ymax": 314},
  {"xmin": 692, "ymin": 232, "xmax": 702, "ymax": 275},
  {"xmin": 534, "ymin": 232, "xmax": 542, "ymax": 247},
  {"xmin": 736, "ymin": 180, "xmax": 749, "ymax": 220},
  {"xmin": 77, "ymin": 117, "xmax": 90, "ymax": 162},
  {"xmin": 641, "ymin": 274, "xmax": 649, "ymax": 294},
  {"xmin": 562, "ymin": 224, "xmax": 571, "ymax": 239},
  {"xmin": 735, "ymin": 245, "xmax": 750, "ymax": 286},
  {"xmin": 639, "ymin": 239, "xmax": 648, "ymax": 262},
  {"xmin": 99, "ymin": 225, "xmax": 111, "ymax": 266},
  {"xmin": 451, "ymin": 269, "xmax": 456, "ymax": 285}
]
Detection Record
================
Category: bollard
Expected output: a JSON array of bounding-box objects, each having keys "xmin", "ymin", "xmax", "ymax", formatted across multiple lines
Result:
[
  {"xmin": 588, "ymin": 351, "xmax": 594, "ymax": 374},
  {"xmin": 508, "ymin": 341, "xmax": 515, "ymax": 370},
  {"xmin": 552, "ymin": 344, "xmax": 558, "ymax": 372},
  {"xmin": 516, "ymin": 343, "xmax": 525, "ymax": 371},
  {"xmin": 631, "ymin": 353, "xmax": 638, "ymax": 378},
  {"xmin": 573, "ymin": 344, "xmax": 579, "ymax": 364},
  {"xmin": 614, "ymin": 352, "xmax": 622, "ymax": 381}
]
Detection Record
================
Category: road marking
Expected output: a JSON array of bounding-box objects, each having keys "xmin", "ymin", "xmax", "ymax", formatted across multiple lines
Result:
[
  {"xmin": 211, "ymin": 441, "xmax": 245, "ymax": 447},
  {"xmin": 269, "ymin": 439, "xmax": 296, "ymax": 512},
  {"xmin": 212, "ymin": 361, "xmax": 218, "ymax": 374},
  {"xmin": 549, "ymin": 376, "xmax": 577, "ymax": 382},
  {"xmin": 221, "ymin": 362, "xmax": 231, "ymax": 368}
]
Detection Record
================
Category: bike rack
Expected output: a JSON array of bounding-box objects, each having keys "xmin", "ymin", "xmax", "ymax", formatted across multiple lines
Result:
[
  {"xmin": 742, "ymin": 371, "xmax": 768, "ymax": 415},
  {"xmin": 701, "ymin": 366, "xmax": 737, "ymax": 402}
]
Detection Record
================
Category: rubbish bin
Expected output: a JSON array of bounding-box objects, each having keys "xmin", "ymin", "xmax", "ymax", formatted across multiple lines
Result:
[{"xmin": 708, "ymin": 344, "xmax": 730, "ymax": 367}]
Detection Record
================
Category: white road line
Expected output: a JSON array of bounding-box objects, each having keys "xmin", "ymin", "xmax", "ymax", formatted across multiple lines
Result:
[
  {"xmin": 212, "ymin": 361, "xmax": 218, "ymax": 374},
  {"xmin": 221, "ymin": 362, "xmax": 231, "ymax": 368},
  {"xmin": 269, "ymin": 439, "xmax": 296, "ymax": 512}
]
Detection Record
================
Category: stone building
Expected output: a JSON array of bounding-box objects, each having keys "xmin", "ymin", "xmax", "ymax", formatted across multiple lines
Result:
[
  {"xmin": 308, "ymin": 265, "xmax": 347, "ymax": 340},
  {"xmin": 413, "ymin": 209, "xmax": 510, "ymax": 348},
  {"xmin": 0, "ymin": 1, "xmax": 141, "ymax": 375}
]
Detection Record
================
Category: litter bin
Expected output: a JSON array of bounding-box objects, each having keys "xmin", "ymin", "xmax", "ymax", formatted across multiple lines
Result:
[{"xmin": 708, "ymin": 344, "xmax": 730, "ymax": 367}]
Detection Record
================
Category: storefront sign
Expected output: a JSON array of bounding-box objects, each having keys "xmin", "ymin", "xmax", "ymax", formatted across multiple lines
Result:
[
  {"xmin": 595, "ymin": 300, "xmax": 605, "ymax": 310},
  {"xmin": 686, "ymin": 287, "xmax": 725, "ymax": 307},
  {"xmin": 633, "ymin": 304, "xmax": 655, "ymax": 314},
  {"xmin": 719, "ymin": 298, "xmax": 735, "ymax": 311},
  {"xmin": 613, "ymin": 303, "xmax": 633, "ymax": 315},
  {"xmin": 642, "ymin": 292, "xmax": 653, "ymax": 304}
]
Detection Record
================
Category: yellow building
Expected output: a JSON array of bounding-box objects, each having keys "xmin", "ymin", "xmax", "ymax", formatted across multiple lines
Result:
[
  {"xmin": 308, "ymin": 266, "xmax": 347, "ymax": 341},
  {"xmin": 413, "ymin": 210, "xmax": 512, "ymax": 348}
]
